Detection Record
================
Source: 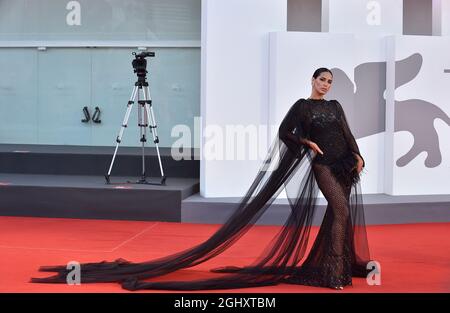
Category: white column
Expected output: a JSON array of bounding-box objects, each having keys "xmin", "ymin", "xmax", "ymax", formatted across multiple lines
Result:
[
  {"xmin": 433, "ymin": 0, "xmax": 450, "ymax": 35},
  {"xmin": 200, "ymin": 0, "xmax": 287, "ymax": 197}
]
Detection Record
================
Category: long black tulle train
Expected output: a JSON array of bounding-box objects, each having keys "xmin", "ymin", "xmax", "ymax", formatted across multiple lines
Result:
[{"xmin": 31, "ymin": 129, "xmax": 371, "ymax": 290}]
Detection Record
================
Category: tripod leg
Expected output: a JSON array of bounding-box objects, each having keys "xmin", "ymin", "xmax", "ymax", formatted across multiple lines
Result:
[
  {"xmin": 141, "ymin": 98, "xmax": 149, "ymax": 179},
  {"xmin": 142, "ymin": 85, "xmax": 166, "ymax": 184},
  {"xmin": 138, "ymin": 87, "xmax": 148, "ymax": 182},
  {"xmin": 105, "ymin": 85, "xmax": 139, "ymax": 183}
]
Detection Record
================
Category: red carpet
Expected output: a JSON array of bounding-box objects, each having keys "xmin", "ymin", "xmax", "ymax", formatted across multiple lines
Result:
[{"xmin": 0, "ymin": 216, "xmax": 448, "ymax": 293}]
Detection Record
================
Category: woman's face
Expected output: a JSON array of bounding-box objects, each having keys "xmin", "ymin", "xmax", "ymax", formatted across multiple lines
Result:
[{"xmin": 311, "ymin": 72, "xmax": 333, "ymax": 96}]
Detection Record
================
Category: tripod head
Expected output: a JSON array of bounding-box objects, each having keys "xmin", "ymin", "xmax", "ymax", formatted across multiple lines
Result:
[{"xmin": 132, "ymin": 51, "xmax": 155, "ymax": 85}]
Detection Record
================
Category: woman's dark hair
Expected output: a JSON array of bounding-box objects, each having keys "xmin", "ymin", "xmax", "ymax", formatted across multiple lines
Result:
[{"xmin": 312, "ymin": 67, "xmax": 333, "ymax": 79}]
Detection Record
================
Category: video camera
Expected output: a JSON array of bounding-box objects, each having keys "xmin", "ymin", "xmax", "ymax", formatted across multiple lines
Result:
[{"xmin": 131, "ymin": 51, "xmax": 156, "ymax": 80}]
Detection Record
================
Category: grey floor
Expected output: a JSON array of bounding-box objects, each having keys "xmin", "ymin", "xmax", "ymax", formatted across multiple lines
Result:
[{"xmin": 181, "ymin": 193, "xmax": 450, "ymax": 226}]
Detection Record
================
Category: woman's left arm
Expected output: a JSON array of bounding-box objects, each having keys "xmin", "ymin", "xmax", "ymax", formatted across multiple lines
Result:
[{"xmin": 334, "ymin": 100, "xmax": 365, "ymax": 168}]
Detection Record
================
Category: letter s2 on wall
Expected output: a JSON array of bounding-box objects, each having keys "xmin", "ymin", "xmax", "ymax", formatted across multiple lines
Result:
[
  {"xmin": 92, "ymin": 107, "xmax": 102, "ymax": 124},
  {"xmin": 81, "ymin": 107, "xmax": 101, "ymax": 124},
  {"xmin": 81, "ymin": 106, "xmax": 91, "ymax": 123}
]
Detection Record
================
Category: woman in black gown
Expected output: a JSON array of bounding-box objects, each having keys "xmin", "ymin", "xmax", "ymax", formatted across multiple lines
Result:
[{"xmin": 31, "ymin": 68, "xmax": 371, "ymax": 290}]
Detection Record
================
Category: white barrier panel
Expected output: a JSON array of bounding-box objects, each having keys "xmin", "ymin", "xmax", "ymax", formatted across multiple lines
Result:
[{"xmin": 386, "ymin": 35, "xmax": 450, "ymax": 195}]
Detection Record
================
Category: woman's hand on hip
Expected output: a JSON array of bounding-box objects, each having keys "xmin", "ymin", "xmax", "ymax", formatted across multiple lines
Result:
[
  {"xmin": 354, "ymin": 154, "xmax": 364, "ymax": 174},
  {"xmin": 303, "ymin": 140, "xmax": 323, "ymax": 155}
]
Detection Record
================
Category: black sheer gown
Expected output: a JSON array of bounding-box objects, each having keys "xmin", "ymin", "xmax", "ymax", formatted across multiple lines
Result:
[{"xmin": 31, "ymin": 98, "xmax": 371, "ymax": 290}]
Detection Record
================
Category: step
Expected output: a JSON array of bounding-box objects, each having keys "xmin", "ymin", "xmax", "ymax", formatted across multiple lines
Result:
[
  {"xmin": 0, "ymin": 173, "xmax": 199, "ymax": 222},
  {"xmin": 0, "ymin": 144, "xmax": 199, "ymax": 178}
]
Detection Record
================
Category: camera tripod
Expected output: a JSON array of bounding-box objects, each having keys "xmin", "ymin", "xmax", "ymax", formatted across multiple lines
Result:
[{"xmin": 105, "ymin": 51, "xmax": 166, "ymax": 185}]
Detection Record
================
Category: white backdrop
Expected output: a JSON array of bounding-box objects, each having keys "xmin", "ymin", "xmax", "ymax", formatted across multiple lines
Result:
[
  {"xmin": 269, "ymin": 32, "xmax": 386, "ymax": 196},
  {"xmin": 200, "ymin": 0, "xmax": 450, "ymax": 197}
]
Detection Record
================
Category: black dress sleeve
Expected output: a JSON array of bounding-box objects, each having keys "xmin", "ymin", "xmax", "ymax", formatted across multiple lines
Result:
[
  {"xmin": 334, "ymin": 100, "xmax": 365, "ymax": 167},
  {"xmin": 278, "ymin": 99, "xmax": 310, "ymax": 155}
]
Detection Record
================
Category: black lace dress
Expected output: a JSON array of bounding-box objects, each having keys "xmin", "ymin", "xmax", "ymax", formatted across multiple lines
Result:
[
  {"xmin": 282, "ymin": 98, "xmax": 369, "ymax": 288},
  {"xmin": 31, "ymin": 98, "xmax": 371, "ymax": 290}
]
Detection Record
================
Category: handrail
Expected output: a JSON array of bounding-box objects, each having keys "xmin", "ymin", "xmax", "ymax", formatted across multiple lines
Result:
[{"xmin": 0, "ymin": 40, "xmax": 201, "ymax": 48}]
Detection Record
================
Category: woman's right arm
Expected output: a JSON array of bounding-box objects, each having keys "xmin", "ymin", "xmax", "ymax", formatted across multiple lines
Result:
[
  {"xmin": 278, "ymin": 99, "xmax": 310, "ymax": 153},
  {"xmin": 279, "ymin": 99, "xmax": 325, "ymax": 156}
]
